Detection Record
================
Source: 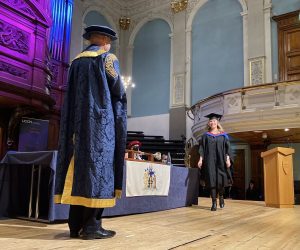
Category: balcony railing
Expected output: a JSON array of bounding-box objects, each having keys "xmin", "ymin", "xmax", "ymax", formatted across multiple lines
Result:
[{"xmin": 188, "ymin": 80, "xmax": 300, "ymax": 140}]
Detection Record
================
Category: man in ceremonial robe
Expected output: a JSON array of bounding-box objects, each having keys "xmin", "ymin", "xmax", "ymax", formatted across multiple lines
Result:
[{"xmin": 54, "ymin": 25, "xmax": 127, "ymax": 240}]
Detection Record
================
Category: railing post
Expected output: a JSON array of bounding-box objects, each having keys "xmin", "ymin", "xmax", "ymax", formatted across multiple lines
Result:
[
  {"xmin": 241, "ymin": 91, "xmax": 246, "ymax": 110},
  {"xmin": 274, "ymin": 86, "xmax": 279, "ymax": 106}
]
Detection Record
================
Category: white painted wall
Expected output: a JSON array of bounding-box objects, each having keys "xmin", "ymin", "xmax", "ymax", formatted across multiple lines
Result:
[
  {"xmin": 128, "ymin": 113, "xmax": 170, "ymax": 140},
  {"xmin": 186, "ymin": 115, "xmax": 194, "ymax": 141},
  {"xmin": 69, "ymin": 0, "xmax": 83, "ymax": 61}
]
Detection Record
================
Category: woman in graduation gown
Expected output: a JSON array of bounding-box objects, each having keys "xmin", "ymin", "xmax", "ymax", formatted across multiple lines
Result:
[{"xmin": 198, "ymin": 113, "xmax": 233, "ymax": 211}]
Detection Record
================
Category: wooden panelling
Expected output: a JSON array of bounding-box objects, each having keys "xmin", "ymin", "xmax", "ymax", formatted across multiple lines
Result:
[
  {"xmin": 232, "ymin": 149, "xmax": 246, "ymax": 199},
  {"xmin": 273, "ymin": 10, "xmax": 300, "ymax": 81},
  {"xmin": 250, "ymin": 145, "xmax": 266, "ymax": 198}
]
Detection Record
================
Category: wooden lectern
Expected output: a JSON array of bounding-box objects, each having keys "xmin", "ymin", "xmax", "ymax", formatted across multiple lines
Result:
[{"xmin": 261, "ymin": 147, "xmax": 295, "ymax": 208}]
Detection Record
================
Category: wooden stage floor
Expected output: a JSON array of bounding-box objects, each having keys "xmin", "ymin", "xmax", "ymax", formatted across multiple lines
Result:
[{"xmin": 0, "ymin": 198, "xmax": 299, "ymax": 249}]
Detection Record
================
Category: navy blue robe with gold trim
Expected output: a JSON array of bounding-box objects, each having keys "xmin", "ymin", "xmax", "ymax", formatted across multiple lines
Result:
[{"xmin": 54, "ymin": 45, "xmax": 127, "ymax": 208}]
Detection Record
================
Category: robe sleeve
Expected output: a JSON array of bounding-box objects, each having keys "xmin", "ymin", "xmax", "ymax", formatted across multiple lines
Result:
[
  {"xmin": 224, "ymin": 135, "xmax": 233, "ymax": 162},
  {"xmin": 198, "ymin": 134, "xmax": 205, "ymax": 158},
  {"xmin": 224, "ymin": 135, "xmax": 234, "ymax": 183},
  {"xmin": 105, "ymin": 53, "xmax": 127, "ymax": 195}
]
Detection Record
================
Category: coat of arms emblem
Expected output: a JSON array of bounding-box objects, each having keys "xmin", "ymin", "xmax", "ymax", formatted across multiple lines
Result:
[{"xmin": 144, "ymin": 166, "xmax": 157, "ymax": 189}]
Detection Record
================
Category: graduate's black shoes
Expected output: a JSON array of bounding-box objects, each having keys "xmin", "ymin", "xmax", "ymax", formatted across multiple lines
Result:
[
  {"xmin": 82, "ymin": 227, "xmax": 116, "ymax": 240},
  {"xmin": 211, "ymin": 199, "xmax": 217, "ymax": 211},
  {"xmin": 219, "ymin": 196, "xmax": 225, "ymax": 208}
]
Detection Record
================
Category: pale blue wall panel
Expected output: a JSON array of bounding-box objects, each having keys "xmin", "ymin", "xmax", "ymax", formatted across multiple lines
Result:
[
  {"xmin": 132, "ymin": 19, "xmax": 171, "ymax": 117},
  {"xmin": 191, "ymin": 0, "xmax": 244, "ymax": 104}
]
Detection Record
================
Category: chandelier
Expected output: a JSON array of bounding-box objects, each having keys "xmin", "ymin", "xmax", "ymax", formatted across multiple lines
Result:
[
  {"xmin": 121, "ymin": 76, "xmax": 135, "ymax": 89},
  {"xmin": 119, "ymin": 17, "xmax": 131, "ymax": 30},
  {"xmin": 170, "ymin": 0, "xmax": 188, "ymax": 13}
]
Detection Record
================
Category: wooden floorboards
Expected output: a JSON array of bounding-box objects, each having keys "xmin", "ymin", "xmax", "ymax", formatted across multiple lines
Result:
[{"xmin": 0, "ymin": 198, "xmax": 299, "ymax": 249}]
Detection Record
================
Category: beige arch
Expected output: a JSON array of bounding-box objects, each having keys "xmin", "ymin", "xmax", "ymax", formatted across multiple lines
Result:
[
  {"xmin": 82, "ymin": 6, "xmax": 118, "ymax": 33},
  {"xmin": 128, "ymin": 15, "xmax": 173, "ymax": 47},
  {"xmin": 186, "ymin": 0, "xmax": 247, "ymax": 31},
  {"xmin": 185, "ymin": 0, "xmax": 249, "ymax": 105}
]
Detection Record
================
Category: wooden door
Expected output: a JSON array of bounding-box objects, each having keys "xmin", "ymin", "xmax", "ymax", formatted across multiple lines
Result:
[
  {"xmin": 250, "ymin": 145, "xmax": 266, "ymax": 200},
  {"xmin": 273, "ymin": 10, "xmax": 300, "ymax": 81},
  {"xmin": 231, "ymin": 149, "xmax": 245, "ymax": 200}
]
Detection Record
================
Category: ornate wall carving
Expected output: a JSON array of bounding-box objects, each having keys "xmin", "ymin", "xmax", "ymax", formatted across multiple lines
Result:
[
  {"xmin": 249, "ymin": 57, "xmax": 265, "ymax": 85},
  {"xmin": 172, "ymin": 74, "xmax": 185, "ymax": 106},
  {"xmin": 0, "ymin": 20, "xmax": 29, "ymax": 55},
  {"xmin": 49, "ymin": 63, "xmax": 59, "ymax": 84},
  {"xmin": 285, "ymin": 85, "xmax": 300, "ymax": 105},
  {"xmin": 0, "ymin": 61, "xmax": 28, "ymax": 79},
  {"xmin": 224, "ymin": 93, "xmax": 242, "ymax": 114},
  {"xmin": 2, "ymin": 0, "xmax": 38, "ymax": 18}
]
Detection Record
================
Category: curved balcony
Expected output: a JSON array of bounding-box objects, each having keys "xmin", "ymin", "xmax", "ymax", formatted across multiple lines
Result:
[{"xmin": 188, "ymin": 80, "xmax": 300, "ymax": 145}]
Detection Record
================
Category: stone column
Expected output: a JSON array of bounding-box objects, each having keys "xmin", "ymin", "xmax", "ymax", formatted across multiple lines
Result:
[
  {"xmin": 241, "ymin": 10, "xmax": 249, "ymax": 86},
  {"xmin": 247, "ymin": 0, "xmax": 266, "ymax": 85},
  {"xmin": 185, "ymin": 27, "xmax": 192, "ymax": 108},
  {"xmin": 264, "ymin": 0, "xmax": 272, "ymax": 83},
  {"xmin": 126, "ymin": 45, "xmax": 134, "ymax": 116},
  {"xmin": 169, "ymin": 10, "xmax": 186, "ymax": 140}
]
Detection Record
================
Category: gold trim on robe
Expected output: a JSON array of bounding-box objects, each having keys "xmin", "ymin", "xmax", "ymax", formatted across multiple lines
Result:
[
  {"xmin": 73, "ymin": 49, "xmax": 106, "ymax": 61},
  {"xmin": 54, "ymin": 156, "xmax": 121, "ymax": 208},
  {"xmin": 105, "ymin": 54, "xmax": 118, "ymax": 79}
]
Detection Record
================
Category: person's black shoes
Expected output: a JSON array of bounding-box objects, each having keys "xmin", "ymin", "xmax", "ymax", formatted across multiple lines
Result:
[
  {"xmin": 219, "ymin": 196, "xmax": 225, "ymax": 208},
  {"xmin": 211, "ymin": 199, "xmax": 217, "ymax": 211},
  {"xmin": 82, "ymin": 227, "xmax": 116, "ymax": 240}
]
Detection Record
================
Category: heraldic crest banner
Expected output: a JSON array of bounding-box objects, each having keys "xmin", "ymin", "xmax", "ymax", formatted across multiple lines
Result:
[{"xmin": 126, "ymin": 161, "xmax": 171, "ymax": 197}]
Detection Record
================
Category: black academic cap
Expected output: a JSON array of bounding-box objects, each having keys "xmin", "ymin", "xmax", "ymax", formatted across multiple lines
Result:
[
  {"xmin": 83, "ymin": 25, "xmax": 118, "ymax": 40},
  {"xmin": 205, "ymin": 113, "xmax": 222, "ymax": 121}
]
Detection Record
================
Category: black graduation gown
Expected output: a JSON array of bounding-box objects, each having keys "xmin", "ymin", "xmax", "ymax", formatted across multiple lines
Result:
[{"xmin": 199, "ymin": 132, "xmax": 232, "ymax": 189}]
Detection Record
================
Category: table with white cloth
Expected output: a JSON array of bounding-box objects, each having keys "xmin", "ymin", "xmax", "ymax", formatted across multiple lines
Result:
[
  {"xmin": 0, "ymin": 153, "xmax": 199, "ymax": 221},
  {"xmin": 103, "ymin": 160, "xmax": 199, "ymax": 217}
]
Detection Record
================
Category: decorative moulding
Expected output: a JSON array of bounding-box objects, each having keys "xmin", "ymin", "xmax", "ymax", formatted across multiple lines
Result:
[
  {"xmin": 249, "ymin": 56, "xmax": 265, "ymax": 85},
  {"xmin": 0, "ymin": 60, "xmax": 28, "ymax": 80},
  {"xmin": 1, "ymin": 0, "xmax": 50, "ymax": 25},
  {"xmin": 0, "ymin": 20, "xmax": 30, "ymax": 55},
  {"xmin": 172, "ymin": 73, "xmax": 185, "ymax": 106}
]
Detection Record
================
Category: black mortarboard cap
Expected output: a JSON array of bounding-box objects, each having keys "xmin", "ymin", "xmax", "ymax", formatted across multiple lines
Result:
[
  {"xmin": 205, "ymin": 113, "xmax": 222, "ymax": 121},
  {"xmin": 83, "ymin": 25, "xmax": 118, "ymax": 40}
]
